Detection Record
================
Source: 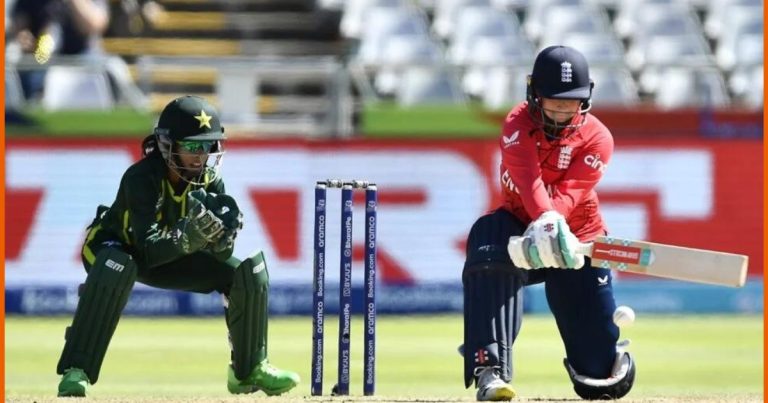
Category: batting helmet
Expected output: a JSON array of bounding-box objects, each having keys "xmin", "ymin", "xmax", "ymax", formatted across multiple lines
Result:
[
  {"xmin": 526, "ymin": 46, "xmax": 594, "ymax": 139},
  {"xmin": 153, "ymin": 96, "xmax": 226, "ymax": 185}
]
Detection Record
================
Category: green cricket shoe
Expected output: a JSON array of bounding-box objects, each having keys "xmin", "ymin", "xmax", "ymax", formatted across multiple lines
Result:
[
  {"xmin": 58, "ymin": 367, "xmax": 90, "ymax": 397},
  {"xmin": 227, "ymin": 359, "xmax": 300, "ymax": 396}
]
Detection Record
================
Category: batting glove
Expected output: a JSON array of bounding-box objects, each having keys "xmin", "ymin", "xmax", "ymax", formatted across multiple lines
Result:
[
  {"xmin": 508, "ymin": 235, "xmax": 545, "ymax": 269},
  {"xmin": 525, "ymin": 211, "xmax": 584, "ymax": 269}
]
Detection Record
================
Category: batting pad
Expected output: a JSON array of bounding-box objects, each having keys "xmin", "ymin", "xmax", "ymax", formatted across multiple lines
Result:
[
  {"xmin": 227, "ymin": 250, "xmax": 269, "ymax": 380},
  {"xmin": 57, "ymin": 248, "xmax": 137, "ymax": 383},
  {"xmin": 462, "ymin": 264, "xmax": 523, "ymax": 388}
]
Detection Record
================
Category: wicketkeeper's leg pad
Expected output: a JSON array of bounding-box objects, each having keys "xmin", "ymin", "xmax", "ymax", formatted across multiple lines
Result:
[
  {"xmin": 57, "ymin": 248, "xmax": 137, "ymax": 383},
  {"xmin": 564, "ymin": 347, "xmax": 636, "ymax": 400},
  {"xmin": 226, "ymin": 250, "xmax": 269, "ymax": 380}
]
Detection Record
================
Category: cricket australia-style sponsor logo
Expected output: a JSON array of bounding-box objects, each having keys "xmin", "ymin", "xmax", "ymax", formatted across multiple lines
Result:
[
  {"xmin": 561, "ymin": 61, "xmax": 573, "ymax": 82},
  {"xmin": 597, "ymin": 275, "xmax": 609, "ymax": 286},
  {"xmin": 502, "ymin": 130, "xmax": 520, "ymax": 148},
  {"xmin": 557, "ymin": 146, "xmax": 573, "ymax": 169},
  {"xmin": 253, "ymin": 261, "xmax": 266, "ymax": 273},
  {"xmin": 105, "ymin": 259, "xmax": 125, "ymax": 272},
  {"xmin": 543, "ymin": 223, "xmax": 554, "ymax": 232},
  {"xmin": 584, "ymin": 154, "xmax": 607, "ymax": 172}
]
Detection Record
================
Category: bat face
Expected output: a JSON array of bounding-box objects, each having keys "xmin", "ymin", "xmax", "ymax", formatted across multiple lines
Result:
[{"xmin": 587, "ymin": 237, "xmax": 748, "ymax": 287}]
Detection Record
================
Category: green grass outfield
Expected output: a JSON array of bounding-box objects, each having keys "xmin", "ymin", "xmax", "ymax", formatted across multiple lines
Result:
[{"xmin": 6, "ymin": 315, "xmax": 763, "ymax": 402}]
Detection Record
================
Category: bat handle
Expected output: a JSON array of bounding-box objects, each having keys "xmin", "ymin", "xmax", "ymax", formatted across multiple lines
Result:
[{"xmin": 576, "ymin": 242, "xmax": 594, "ymax": 257}]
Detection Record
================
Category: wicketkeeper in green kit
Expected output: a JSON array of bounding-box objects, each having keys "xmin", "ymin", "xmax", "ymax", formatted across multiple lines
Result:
[{"xmin": 56, "ymin": 95, "xmax": 300, "ymax": 397}]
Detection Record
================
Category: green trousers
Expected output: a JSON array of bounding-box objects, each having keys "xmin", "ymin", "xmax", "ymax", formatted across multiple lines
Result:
[{"xmin": 84, "ymin": 245, "xmax": 239, "ymax": 295}]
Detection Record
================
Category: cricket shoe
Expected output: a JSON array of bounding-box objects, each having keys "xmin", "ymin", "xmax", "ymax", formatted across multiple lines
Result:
[
  {"xmin": 227, "ymin": 359, "xmax": 300, "ymax": 396},
  {"xmin": 475, "ymin": 366, "xmax": 516, "ymax": 401},
  {"xmin": 58, "ymin": 367, "xmax": 90, "ymax": 397}
]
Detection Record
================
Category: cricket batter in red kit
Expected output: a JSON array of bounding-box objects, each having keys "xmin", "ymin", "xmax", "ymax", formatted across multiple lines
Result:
[{"xmin": 462, "ymin": 46, "xmax": 636, "ymax": 401}]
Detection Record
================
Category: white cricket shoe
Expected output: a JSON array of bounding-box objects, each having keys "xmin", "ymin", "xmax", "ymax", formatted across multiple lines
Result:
[{"xmin": 475, "ymin": 367, "xmax": 516, "ymax": 401}]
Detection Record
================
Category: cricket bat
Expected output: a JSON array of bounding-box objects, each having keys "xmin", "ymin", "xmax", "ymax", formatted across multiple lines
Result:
[{"xmin": 576, "ymin": 236, "xmax": 748, "ymax": 287}]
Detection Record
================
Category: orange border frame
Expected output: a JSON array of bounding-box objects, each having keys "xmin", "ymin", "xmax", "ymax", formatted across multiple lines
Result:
[{"xmin": 2, "ymin": 0, "xmax": 7, "ymax": 398}]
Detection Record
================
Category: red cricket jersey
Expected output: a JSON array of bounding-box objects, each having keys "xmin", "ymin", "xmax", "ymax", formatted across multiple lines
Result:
[{"xmin": 498, "ymin": 102, "xmax": 613, "ymax": 242}]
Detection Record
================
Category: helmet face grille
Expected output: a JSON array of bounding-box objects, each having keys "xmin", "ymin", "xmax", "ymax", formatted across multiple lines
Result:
[
  {"xmin": 156, "ymin": 133, "xmax": 225, "ymax": 186},
  {"xmin": 526, "ymin": 98, "xmax": 590, "ymax": 140}
]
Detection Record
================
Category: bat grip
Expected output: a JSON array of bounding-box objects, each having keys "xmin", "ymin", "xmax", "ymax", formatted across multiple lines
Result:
[{"xmin": 576, "ymin": 242, "xmax": 594, "ymax": 257}]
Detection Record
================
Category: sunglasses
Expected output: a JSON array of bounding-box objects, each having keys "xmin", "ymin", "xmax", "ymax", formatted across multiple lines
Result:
[{"xmin": 176, "ymin": 140, "xmax": 216, "ymax": 153}]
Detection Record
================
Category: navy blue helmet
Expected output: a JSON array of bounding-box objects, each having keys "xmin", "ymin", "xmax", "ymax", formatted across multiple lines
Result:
[{"xmin": 526, "ymin": 46, "xmax": 594, "ymax": 138}]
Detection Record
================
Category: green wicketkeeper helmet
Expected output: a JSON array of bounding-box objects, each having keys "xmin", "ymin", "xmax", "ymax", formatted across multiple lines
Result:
[{"xmin": 153, "ymin": 96, "xmax": 226, "ymax": 185}]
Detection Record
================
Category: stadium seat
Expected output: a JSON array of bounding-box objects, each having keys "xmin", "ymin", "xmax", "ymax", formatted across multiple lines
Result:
[
  {"xmin": 741, "ymin": 65, "xmax": 764, "ymax": 110},
  {"xmin": 447, "ymin": 6, "xmax": 523, "ymax": 65},
  {"xmin": 615, "ymin": 0, "xmax": 691, "ymax": 38},
  {"xmin": 631, "ymin": 34, "xmax": 715, "ymax": 79},
  {"xmin": 461, "ymin": 36, "xmax": 534, "ymax": 96},
  {"xmin": 433, "ymin": 0, "xmax": 491, "ymax": 39},
  {"xmin": 704, "ymin": 0, "xmax": 762, "ymax": 40},
  {"xmin": 490, "ymin": 0, "xmax": 531, "ymax": 12},
  {"xmin": 623, "ymin": 4, "xmax": 708, "ymax": 71},
  {"xmin": 481, "ymin": 66, "xmax": 529, "ymax": 109},
  {"xmin": 590, "ymin": 66, "xmax": 640, "ymax": 107},
  {"xmin": 560, "ymin": 33, "xmax": 626, "ymax": 64},
  {"xmin": 355, "ymin": 7, "xmax": 431, "ymax": 66},
  {"xmin": 524, "ymin": 0, "xmax": 586, "ymax": 41},
  {"xmin": 5, "ymin": 68, "xmax": 25, "ymax": 110},
  {"xmin": 730, "ymin": 64, "xmax": 763, "ymax": 108},
  {"xmin": 536, "ymin": 5, "xmax": 613, "ymax": 49},
  {"xmin": 714, "ymin": 11, "xmax": 762, "ymax": 70},
  {"xmin": 341, "ymin": 0, "xmax": 410, "ymax": 39},
  {"xmin": 653, "ymin": 67, "xmax": 730, "ymax": 109},
  {"xmin": 42, "ymin": 66, "xmax": 115, "ymax": 111},
  {"xmin": 374, "ymin": 35, "xmax": 445, "ymax": 95},
  {"xmin": 395, "ymin": 66, "xmax": 467, "ymax": 105}
]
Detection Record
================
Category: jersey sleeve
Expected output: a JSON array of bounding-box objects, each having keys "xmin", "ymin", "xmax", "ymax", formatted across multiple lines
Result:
[
  {"xmin": 122, "ymin": 174, "xmax": 190, "ymax": 268},
  {"xmin": 551, "ymin": 132, "xmax": 613, "ymax": 217},
  {"xmin": 500, "ymin": 128, "xmax": 556, "ymax": 220}
]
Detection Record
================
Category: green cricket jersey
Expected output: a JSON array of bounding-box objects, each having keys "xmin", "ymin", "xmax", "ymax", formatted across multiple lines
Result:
[{"xmin": 82, "ymin": 151, "xmax": 233, "ymax": 269}]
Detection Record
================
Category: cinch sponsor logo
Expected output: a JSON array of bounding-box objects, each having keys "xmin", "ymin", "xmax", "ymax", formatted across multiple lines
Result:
[
  {"xmin": 501, "ymin": 170, "xmax": 519, "ymax": 194},
  {"xmin": 502, "ymin": 170, "xmax": 555, "ymax": 196},
  {"xmin": 584, "ymin": 154, "xmax": 607, "ymax": 172}
]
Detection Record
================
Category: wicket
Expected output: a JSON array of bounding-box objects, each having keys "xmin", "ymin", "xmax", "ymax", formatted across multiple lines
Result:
[{"xmin": 311, "ymin": 179, "xmax": 377, "ymax": 396}]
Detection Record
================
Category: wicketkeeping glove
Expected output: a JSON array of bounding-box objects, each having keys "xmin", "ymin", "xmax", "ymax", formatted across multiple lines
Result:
[
  {"xmin": 186, "ymin": 188, "xmax": 227, "ymax": 242},
  {"xmin": 202, "ymin": 193, "xmax": 244, "ymax": 253}
]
